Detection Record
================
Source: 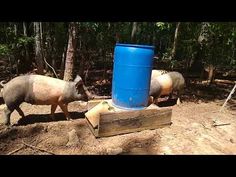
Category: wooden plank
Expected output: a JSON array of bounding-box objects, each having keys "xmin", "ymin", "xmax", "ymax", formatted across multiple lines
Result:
[
  {"xmin": 98, "ymin": 123, "xmax": 171, "ymax": 137},
  {"xmin": 85, "ymin": 100, "xmax": 112, "ymax": 128},
  {"xmin": 87, "ymin": 99, "xmax": 104, "ymax": 110},
  {"xmin": 100, "ymin": 106, "xmax": 171, "ymax": 122},
  {"xmin": 85, "ymin": 117, "xmax": 99, "ymax": 137},
  {"xmin": 98, "ymin": 107, "xmax": 172, "ymax": 137},
  {"xmin": 85, "ymin": 99, "xmax": 172, "ymax": 138}
]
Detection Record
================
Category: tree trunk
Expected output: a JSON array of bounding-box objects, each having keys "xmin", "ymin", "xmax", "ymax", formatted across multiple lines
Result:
[
  {"xmin": 14, "ymin": 23, "xmax": 17, "ymax": 36},
  {"xmin": 59, "ymin": 46, "xmax": 67, "ymax": 79},
  {"xmin": 23, "ymin": 22, "xmax": 30, "ymax": 69},
  {"xmin": 63, "ymin": 22, "xmax": 77, "ymax": 81},
  {"xmin": 170, "ymin": 22, "xmax": 180, "ymax": 59},
  {"xmin": 13, "ymin": 23, "xmax": 19, "ymax": 75},
  {"xmin": 207, "ymin": 64, "xmax": 215, "ymax": 84},
  {"xmin": 78, "ymin": 53, "xmax": 85, "ymax": 77},
  {"xmin": 51, "ymin": 30, "xmax": 56, "ymax": 72},
  {"xmin": 102, "ymin": 50, "xmax": 106, "ymax": 80},
  {"xmin": 34, "ymin": 22, "xmax": 44, "ymax": 75},
  {"xmin": 114, "ymin": 23, "xmax": 120, "ymax": 43},
  {"xmin": 48, "ymin": 23, "xmax": 56, "ymax": 74},
  {"xmin": 40, "ymin": 22, "xmax": 43, "ymax": 44},
  {"xmin": 152, "ymin": 23, "xmax": 156, "ymax": 45},
  {"xmin": 232, "ymin": 27, "xmax": 235, "ymax": 64},
  {"xmin": 191, "ymin": 22, "xmax": 210, "ymax": 79},
  {"xmin": 40, "ymin": 22, "xmax": 48, "ymax": 71},
  {"xmin": 131, "ymin": 22, "xmax": 137, "ymax": 42}
]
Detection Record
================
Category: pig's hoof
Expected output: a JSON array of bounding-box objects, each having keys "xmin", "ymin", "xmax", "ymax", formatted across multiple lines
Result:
[{"xmin": 176, "ymin": 98, "xmax": 181, "ymax": 105}]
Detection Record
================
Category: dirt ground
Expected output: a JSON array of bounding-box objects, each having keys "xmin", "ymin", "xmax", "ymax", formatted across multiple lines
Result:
[{"xmin": 0, "ymin": 81, "xmax": 235, "ymax": 155}]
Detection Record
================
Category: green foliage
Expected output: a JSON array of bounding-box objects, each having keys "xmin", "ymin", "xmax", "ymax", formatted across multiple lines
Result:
[
  {"xmin": 199, "ymin": 23, "xmax": 236, "ymax": 68},
  {"xmin": 156, "ymin": 22, "xmax": 171, "ymax": 31},
  {"xmin": 16, "ymin": 36, "xmax": 34, "ymax": 48},
  {"xmin": 0, "ymin": 22, "xmax": 236, "ymax": 75},
  {"xmin": 0, "ymin": 44, "xmax": 11, "ymax": 56}
]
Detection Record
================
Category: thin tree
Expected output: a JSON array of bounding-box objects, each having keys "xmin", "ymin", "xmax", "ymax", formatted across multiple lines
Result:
[
  {"xmin": 131, "ymin": 22, "xmax": 137, "ymax": 42},
  {"xmin": 34, "ymin": 22, "xmax": 44, "ymax": 74},
  {"xmin": 23, "ymin": 22, "xmax": 30, "ymax": 68},
  {"xmin": 63, "ymin": 22, "xmax": 78, "ymax": 81},
  {"xmin": 59, "ymin": 45, "xmax": 67, "ymax": 79},
  {"xmin": 170, "ymin": 22, "xmax": 181, "ymax": 60}
]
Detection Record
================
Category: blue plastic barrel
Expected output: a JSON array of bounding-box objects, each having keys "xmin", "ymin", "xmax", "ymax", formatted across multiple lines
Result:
[{"xmin": 112, "ymin": 43, "xmax": 155, "ymax": 110}]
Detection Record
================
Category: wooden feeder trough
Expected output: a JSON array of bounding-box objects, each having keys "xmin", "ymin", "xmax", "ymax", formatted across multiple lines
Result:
[{"xmin": 85, "ymin": 99, "xmax": 172, "ymax": 138}]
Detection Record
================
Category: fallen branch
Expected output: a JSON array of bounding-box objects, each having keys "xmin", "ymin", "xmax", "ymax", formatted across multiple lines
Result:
[
  {"xmin": 212, "ymin": 123, "xmax": 231, "ymax": 127},
  {"xmin": 22, "ymin": 141, "xmax": 55, "ymax": 155},
  {"xmin": 199, "ymin": 122, "xmax": 211, "ymax": 130},
  {"xmin": 43, "ymin": 57, "xmax": 58, "ymax": 78},
  {"xmin": 201, "ymin": 79, "xmax": 236, "ymax": 85},
  {"xmin": 7, "ymin": 145, "xmax": 25, "ymax": 155},
  {"xmin": 214, "ymin": 79, "xmax": 236, "ymax": 85}
]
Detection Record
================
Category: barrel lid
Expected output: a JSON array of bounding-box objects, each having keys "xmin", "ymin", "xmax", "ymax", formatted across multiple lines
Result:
[{"xmin": 116, "ymin": 43, "xmax": 155, "ymax": 49}]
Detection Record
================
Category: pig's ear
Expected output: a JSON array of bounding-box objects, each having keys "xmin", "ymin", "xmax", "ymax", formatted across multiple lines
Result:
[{"xmin": 75, "ymin": 80, "xmax": 83, "ymax": 89}]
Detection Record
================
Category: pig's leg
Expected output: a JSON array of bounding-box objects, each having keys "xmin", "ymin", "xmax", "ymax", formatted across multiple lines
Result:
[
  {"xmin": 168, "ymin": 92, "xmax": 173, "ymax": 100},
  {"xmin": 176, "ymin": 98, "xmax": 181, "ymax": 105},
  {"xmin": 3, "ymin": 106, "xmax": 14, "ymax": 126},
  {"xmin": 153, "ymin": 98, "xmax": 159, "ymax": 105},
  {"xmin": 176, "ymin": 91, "xmax": 182, "ymax": 105},
  {"xmin": 16, "ymin": 107, "xmax": 25, "ymax": 118},
  {"xmin": 50, "ymin": 104, "xmax": 58, "ymax": 120},
  {"xmin": 58, "ymin": 103, "xmax": 72, "ymax": 120},
  {"xmin": 148, "ymin": 96, "xmax": 154, "ymax": 105}
]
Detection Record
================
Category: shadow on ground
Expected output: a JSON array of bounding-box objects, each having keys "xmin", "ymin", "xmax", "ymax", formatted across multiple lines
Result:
[
  {"xmin": 157, "ymin": 98, "xmax": 177, "ymax": 107},
  {"xmin": 16, "ymin": 111, "xmax": 87, "ymax": 126}
]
